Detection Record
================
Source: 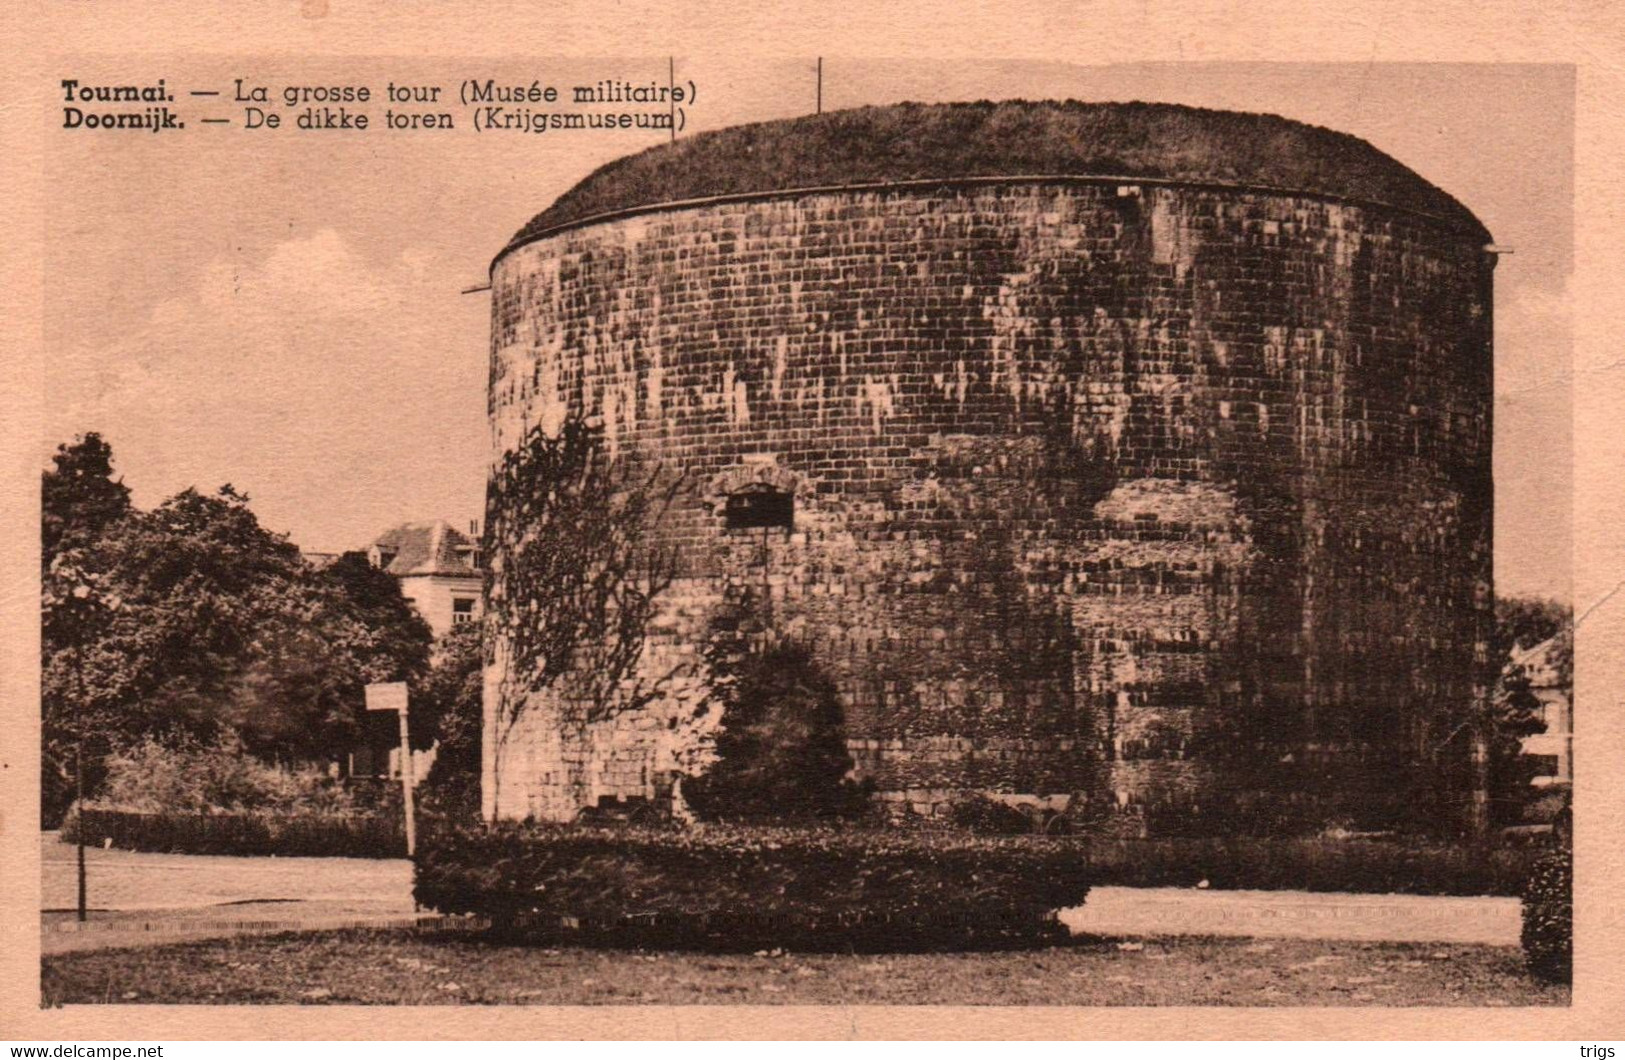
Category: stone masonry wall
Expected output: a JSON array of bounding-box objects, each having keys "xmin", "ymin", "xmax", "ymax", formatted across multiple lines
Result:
[{"xmin": 483, "ymin": 180, "xmax": 1494, "ymax": 833}]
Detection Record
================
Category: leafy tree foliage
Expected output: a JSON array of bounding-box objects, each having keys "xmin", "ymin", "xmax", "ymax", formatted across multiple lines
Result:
[
  {"xmin": 41, "ymin": 543, "xmax": 128, "ymax": 824},
  {"xmin": 316, "ymin": 551, "xmax": 434, "ymax": 741},
  {"xmin": 52, "ymin": 487, "xmax": 361, "ymax": 760},
  {"xmin": 41, "ymin": 437, "xmax": 435, "ymax": 822},
  {"xmin": 1497, "ymin": 595, "xmax": 1570, "ymax": 651},
  {"xmin": 42, "ymin": 433, "xmax": 131, "ymax": 565},
  {"xmin": 1486, "ymin": 658, "xmax": 1548, "ymax": 826},
  {"xmin": 322, "ymin": 553, "xmax": 434, "ymax": 677},
  {"xmin": 40, "ymin": 435, "xmax": 139, "ymax": 821},
  {"xmin": 416, "ymin": 621, "xmax": 485, "ymax": 820},
  {"xmin": 1496, "ymin": 594, "xmax": 1572, "ymax": 686}
]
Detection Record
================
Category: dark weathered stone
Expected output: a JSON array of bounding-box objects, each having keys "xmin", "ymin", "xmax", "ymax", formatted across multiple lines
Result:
[{"xmin": 483, "ymin": 104, "xmax": 1494, "ymax": 834}]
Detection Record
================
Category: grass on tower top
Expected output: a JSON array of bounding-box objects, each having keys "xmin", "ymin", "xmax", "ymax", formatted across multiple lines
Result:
[{"xmin": 502, "ymin": 100, "xmax": 1488, "ymax": 256}]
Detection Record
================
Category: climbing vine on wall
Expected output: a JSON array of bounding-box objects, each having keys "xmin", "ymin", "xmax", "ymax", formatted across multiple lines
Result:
[{"xmin": 483, "ymin": 413, "xmax": 682, "ymax": 814}]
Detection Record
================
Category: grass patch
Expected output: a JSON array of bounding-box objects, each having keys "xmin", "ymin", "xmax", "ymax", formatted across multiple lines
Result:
[{"xmin": 42, "ymin": 928, "xmax": 1566, "ymax": 1007}]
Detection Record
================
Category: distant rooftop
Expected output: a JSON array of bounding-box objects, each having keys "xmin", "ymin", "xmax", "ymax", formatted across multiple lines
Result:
[
  {"xmin": 1516, "ymin": 632, "xmax": 1573, "ymax": 690},
  {"xmin": 498, "ymin": 100, "xmax": 1489, "ymax": 264},
  {"xmin": 370, "ymin": 520, "xmax": 482, "ymax": 578}
]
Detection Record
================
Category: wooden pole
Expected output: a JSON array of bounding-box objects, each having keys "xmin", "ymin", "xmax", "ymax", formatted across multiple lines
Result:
[
  {"xmin": 75, "ymin": 740, "xmax": 86, "ymax": 922},
  {"xmin": 397, "ymin": 702, "xmax": 417, "ymax": 859}
]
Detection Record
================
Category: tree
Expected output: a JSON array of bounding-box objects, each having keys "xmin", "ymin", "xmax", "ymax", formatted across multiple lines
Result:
[
  {"xmin": 42, "ymin": 481, "xmax": 432, "ymax": 811},
  {"xmin": 415, "ymin": 621, "xmax": 485, "ymax": 820},
  {"xmin": 316, "ymin": 551, "xmax": 435, "ymax": 748},
  {"xmin": 40, "ymin": 435, "xmax": 137, "ymax": 823},
  {"xmin": 60, "ymin": 486, "xmax": 327, "ymax": 751},
  {"xmin": 1486, "ymin": 595, "xmax": 1573, "ymax": 827},
  {"xmin": 136, "ymin": 493, "xmax": 433, "ymax": 763},
  {"xmin": 39, "ymin": 432, "xmax": 449, "ymax": 823},
  {"xmin": 1487, "ymin": 652, "xmax": 1548, "ymax": 826},
  {"xmin": 1426, "ymin": 595, "xmax": 1572, "ymax": 838},
  {"xmin": 40, "ymin": 544, "xmax": 126, "ymax": 824},
  {"xmin": 321, "ymin": 552, "xmax": 434, "ymax": 684},
  {"xmin": 1497, "ymin": 594, "xmax": 1572, "ymax": 688},
  {"xmin": 42, "ymin": 433, "xmax": 131, "ymax": 566},
  {"xmin": 1497, "ymin": 595, "xmax": 1570, "ymax": 653}
]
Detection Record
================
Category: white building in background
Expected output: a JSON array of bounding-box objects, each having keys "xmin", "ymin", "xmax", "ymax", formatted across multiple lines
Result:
[
  {"xmin": 1517, "ymin": 634, "xmax": 1573, "ymax": 788},
  {"xmin": 345, "ymin": 520, "xmax": 484, "ymax": 780},
  {"xmin": 368, "ymin": 520, "xmax": 484, "ymax": 636}
]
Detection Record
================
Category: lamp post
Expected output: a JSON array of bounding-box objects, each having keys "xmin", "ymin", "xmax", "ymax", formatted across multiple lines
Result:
[{"xmin": 54, "ymin": 562, "xmax": 117, "ymax": 924}]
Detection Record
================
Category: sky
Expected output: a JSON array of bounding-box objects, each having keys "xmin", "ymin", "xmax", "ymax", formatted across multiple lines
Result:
[{"xmin": 44, "ymin": 59, "xmax": 1572, "ymax": 601}]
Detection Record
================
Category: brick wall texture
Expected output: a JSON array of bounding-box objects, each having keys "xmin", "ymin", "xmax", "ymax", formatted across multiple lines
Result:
[{"xmin": 482, "ymin": 179, "xmax": 1495, "ymax": 834}]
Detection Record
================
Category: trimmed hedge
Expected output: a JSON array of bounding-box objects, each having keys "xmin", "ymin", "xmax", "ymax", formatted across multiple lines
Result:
[
  {"xmin": 413, "ymin": 821, "xmax": 1091, "ymax": 951},
  {"xmin": 61, "ymin": 805, "xmax": 404, "ymax": 858},
  {"xmin": 1520, "ymin": 848, "xmax": 1572, "ymax": 983},
  {"xmin": 1078, "ymin": 836, "xmax": 1535, "ymax": 897}
]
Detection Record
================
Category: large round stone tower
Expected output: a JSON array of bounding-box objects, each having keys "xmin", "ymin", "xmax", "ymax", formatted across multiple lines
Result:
[{"xmin": 482, "ymin": 101, "xmax": 1495, "ymax": 835}]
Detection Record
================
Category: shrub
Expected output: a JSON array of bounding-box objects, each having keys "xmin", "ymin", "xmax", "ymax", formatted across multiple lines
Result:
[
  {"xmin": 344, "ymin": 776, "xmax": 405, "ymax": 817},
  {"xmin": 418, "ymin": 766, "xmax": 480, "ymax": 824},
  {"xmin": 1076, "ymin": 836, "xmax": 1533, "ymax": 896},
  {"xmin": 99, "ymin": 734, "xmax": 355, "ymax": 816},
  {"xmin": 61, "ymin": 806, "xmax": 405, "ymax": 858},
  {"xmin": 950, "ymin": 794, "xmax": 1037, "ymax": 835},
  {"xmin": 683, "ymin": 641, "xmax": 870, "ymax": 822},
  {"xmin": 1521, "ymin": 848, "xmax": 1572, "ymax": 983},
  {"xmin": 414, "ymin": 820, "xmax": 1091, "ymax": 951},
  {"xmin": 1523, "ymin": 788, "xmax": 1570, "ymax": 826}
]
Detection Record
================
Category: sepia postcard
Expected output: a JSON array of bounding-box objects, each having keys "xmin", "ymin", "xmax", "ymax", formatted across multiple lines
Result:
[{"xmin": 2, "ymin": 0, "xmax": 1623, "ymax": 1042}]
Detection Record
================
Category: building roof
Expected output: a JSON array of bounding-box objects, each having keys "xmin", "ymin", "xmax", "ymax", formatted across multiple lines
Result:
[
  {"xmin": 1514, "ymin": 633, "xmax": 1573, "ymax": 691},
  {"xmin": 497, "ymin": 100, "xmax": 1490, "ymax": 265},
  {"xmin": 371, "ymin": 520, "xmax": 482, "ymax": 578}
]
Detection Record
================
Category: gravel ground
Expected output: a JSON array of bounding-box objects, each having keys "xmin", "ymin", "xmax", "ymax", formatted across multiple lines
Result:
[
  {"xmin": 40, "ymin": 833, "xmax": 412, "ymax": 913},
  {"xmin": 39, "ymin": 833, "xmax": 1522, "ymax": 955}
]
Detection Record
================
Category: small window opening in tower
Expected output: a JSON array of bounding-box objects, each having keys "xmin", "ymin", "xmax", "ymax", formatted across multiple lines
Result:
[{"xmin": 724, "ymin": 483, "xmax": 794, "ymax": 530}]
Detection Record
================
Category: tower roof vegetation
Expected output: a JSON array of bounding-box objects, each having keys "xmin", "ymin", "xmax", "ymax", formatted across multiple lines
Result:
[{"xmin": 499, "ymin": 100, "xmax": 1490, "ymax": 264}]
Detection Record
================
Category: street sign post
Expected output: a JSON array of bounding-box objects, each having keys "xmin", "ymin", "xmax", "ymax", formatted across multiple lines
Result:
[{"xmin": 364, "ymin": 681, "xmax": 416, "ymax": 858}]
